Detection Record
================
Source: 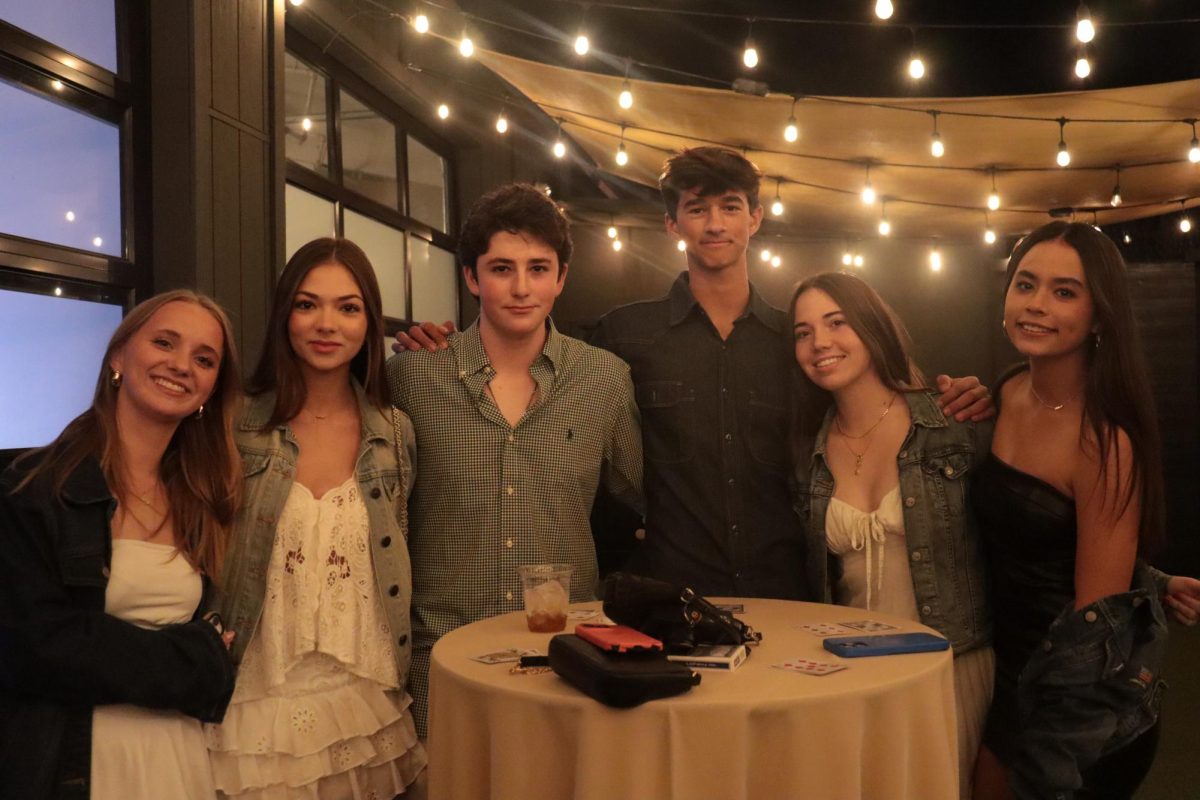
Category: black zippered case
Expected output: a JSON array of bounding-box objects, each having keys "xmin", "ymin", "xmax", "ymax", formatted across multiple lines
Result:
[{"xmin": 548, "ymin": 633, "xmax": 701, "ymax": 708}]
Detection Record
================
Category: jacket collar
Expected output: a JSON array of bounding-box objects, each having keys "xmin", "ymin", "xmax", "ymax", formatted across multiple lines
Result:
[
  {"xmin": 61, "ymin": 456, "xmax": 113, "ymax": 505},
  {"xmin": 809, "ymin": 389, "xmax": 946, "ymax": 461},
  {"xmin": 453, "ymin": 318, "xmax": 565, "ymax": 377},
  {"xmin": 667, "ymin": 271, "xmax": 782, "ymax": 333}
]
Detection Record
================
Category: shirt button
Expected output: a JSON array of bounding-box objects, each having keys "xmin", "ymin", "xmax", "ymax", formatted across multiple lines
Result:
[
  {"xmin": 921, "ymin": 605, "xmax": 932, "ymax": 615},
  {"xmin": 505, "ymin": 486, "xmax": 515, "ymax": 496},
  {"xmin": 507, "ymin": 433, "xmax": 515, "ymax": 443},
  {"xmin": 727, "ymin": 478, "xmax": 735, "ymax": 487},
  {"xmin": 389, "ymin": 585, "xmax": 400, "ymax": 597},
  {"xmin": 944, "ymin": 466, "xmax": 954, "ymax": 477},
  {"xmin": 731, "ymin": 524, "xmax": 739, "ymax": 535},
  {"xmin": 904, "ymin": 496, "xmax": 916, "ymax": 508},
  {"xmin": 911, "ymin": 551, "xmax": 922, "ymax": 562},
  {"xmin": 505, "ymin": 591, "xmax": 513, "ymax": 601},
  {"xmin": 1084, "ymin": 610, "xmax": 1098, "ymax": 622},
  {"xmin": 1043, "ymin": 640, "xmax": 1053, "ymax": 652},
  {"xmin": 370, "ymin": 487, "xmax": 382, "ymax": 499},
  {"xmin": 381, "ymin": 536, "xmax": 392, "ymax": 548},
  {"xmin": 458, "ymin": 370, "xmax": 467, "ymax": 378},
  {"xmin": 634, "ymin": 528, "xmax": 646, "ymax": 541},
  {"xmin": 397, "ymin": 634, "xmax": 408, "ymax": 646},
  {"xmin": 102, "ymin": 566, "xmax": 110, "ymax": 578},
  {"xmin": 505, "ymin": 538, "xmax": 513, "ymax": 548},
  {"xmin": 724, "ymin": 433, "xmax": 733, "ymax": 443}
]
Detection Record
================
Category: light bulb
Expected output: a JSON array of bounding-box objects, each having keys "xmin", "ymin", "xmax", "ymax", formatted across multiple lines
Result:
[
  {"xmin": 288, "ymin": 0, "xmax": 303, "ymax": 6},
  {"xmin": 613, "ymin": 238, "xmax": 623, "ymax": 251},
  {"xmin": 861, "ymin": 184, "xmax": 876, "ymax": 205},
  {"xmin": 760, "ymin": 248, "xmax": 772, "ymax": 262},
  {"xmin": 1076, "ymin": 18, "xmax": 1095, "ymax": 44},
  {"xmin": 930, "ymin": 133, "xmax": 944, "ymax": 158},
  {"xmin": 1123, "ymin": 234, "xmax": 1132, "ymax": 244},
  {"xmin": 552, "ymin": 140, "xmax": 566, "ymax": 159},
  {"xmin": 92, "ymin": 236, "xmax": 103, "ymax": 247},
  {"xmin": 1110, "ymin": 188, "xmax": 1122, "ymax": 207},
  {"xmin": 607, "ymin": 225, "xmax": 618, "ymax": 239},
  {"xmin": 615, "ymin": 143, "xmax": 629, "ymax": 166},
  {"xmin": 929, "ymin": 249, "xmax": 942, "ymax": 272},
  {"xmin": 784, "ymin": 118, "xmax": 799, "ymax": 143},
  {"xmin": 771, "ymin": 198, "xmax": 784, "ymax": 216},
  {"xmin": 495, "ymin": 114, "xmax": 508, "ymax": 134},
  {"xmin": 878, "ymin": 219, "xmax": 891, "ymax": 236},
  {"xmin": 842, "ymin": 252, "xmax": 853, "ymax": 266},
  {"xmin": 1075, "ymin": 57, "xmax": 1091, "ymax": 79},
  {"xmin": 677, "ymin": 239, "xmax": 687, "ymax": 252},
  {"xmin": 771, "ymin": 255, "xmax": 782, "ymax": 268},
  {"xmin": 1180, "ymin": 217, "xmax": 1193, "ymax": 233},
  {"xmin": 908, "ymin": 57, "xmax": 925, "ymax": 80},
  {"xmin": 574, "ymin": 35, "xmax": 589, "ymax": 56},
  {"xmin": 459, "ymin": 36, "xmax": 474, "ymax": 58},
  {"xmin": 1057, "ymin": 143, "xmax": 1071, "ymax": 167},
  {"xmin": 984, "ymin": 228, "xmax": 997, "ymax": 245},
  {"xmin": 544, "ymin": 185, "xmax": 552, "ymax": 196},
  {"xmin": 618, "ymin": 82, "xmax": 633, "ymax": 110},
  {"xmin": 1189, "ymin": 138, "xmax": 1200, "ymax": 163},
  {"xmin": 412, "ymin": 14, "xmax": 429, "ymax": 33},
  {"xmin": 54, "ymin": 286, "xmax": 63, "ymax": 296},
  {"xmin": 853, "ymin": 254, "xmax": 864, "ymax": 268},
  {"xmin": 65, "ymin": 210, "xmax": 75, "ymax": 222},
  {"xmin": 987, "ymin": 192, "xmax": 1001, "ymax": 211},
  {"xmin": 301, "ymin": 117, "xmax": 313, "ymax": 131},
  {"xmin": 437, "ymin": 103, "xmax": 449, "ymax": 120},
  {"xmin": 875, "ymin": 0, "xmax": 894, "ymax": 20},
  {"xmin": 743, "ymin": 43, "xmax": 758, "ymax": 69},
  {"xmin": 51, "ymin": 80, "xmax": 64, "ymax": 91}
]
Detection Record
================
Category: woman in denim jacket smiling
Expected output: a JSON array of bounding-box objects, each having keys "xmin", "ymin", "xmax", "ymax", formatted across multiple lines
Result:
[
  {"xmin": 972, "ymin": 222, "xmax": 1200, "ymax": 800},
  {"xmin": 206, "ymin": 238, "xmax": 426, "ymax": 798},
  {"xmin": 790, "ymin": 271, "xmax": 993, "ymax": 798}
]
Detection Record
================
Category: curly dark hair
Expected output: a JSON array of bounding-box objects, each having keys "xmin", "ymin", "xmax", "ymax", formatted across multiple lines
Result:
[
  {"xmin": 458, "ymin": 184, "xmax": 572, "ymax": 277},
  {"xmin": 659, "ymin": 147, "xmax": 762, "ymax": 220}
]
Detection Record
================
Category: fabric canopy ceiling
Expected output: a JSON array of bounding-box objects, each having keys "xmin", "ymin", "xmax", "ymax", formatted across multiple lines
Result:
[{"xmin": 476, "ymin": 48, "xmax": 1200, "ymax": 242}]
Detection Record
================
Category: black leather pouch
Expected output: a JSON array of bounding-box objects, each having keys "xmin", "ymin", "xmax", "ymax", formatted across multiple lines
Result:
[{"xmin": 548, "ymin": 633, "xmax": 701, "ymax": 708}]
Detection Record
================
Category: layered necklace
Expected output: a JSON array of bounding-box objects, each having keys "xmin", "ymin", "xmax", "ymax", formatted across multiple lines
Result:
[
  {"xmin": 1029, "ymin": 383, "xmax": 1077, "ymax": 412},
  {"xmin": 835, "ymin": 392, "xmax": 898, "ymax": 476}
]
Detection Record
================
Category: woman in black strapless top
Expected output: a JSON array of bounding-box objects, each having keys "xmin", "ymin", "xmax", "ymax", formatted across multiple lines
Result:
[{"xmin": 971, "ymin": 222, "xmax": 1200, "ymax": 800}]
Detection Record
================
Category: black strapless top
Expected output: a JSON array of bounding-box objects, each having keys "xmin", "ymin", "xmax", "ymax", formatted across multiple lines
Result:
[{"xmin": 972, "ymin": 454, "xmax": 1077, "ymax": 682}]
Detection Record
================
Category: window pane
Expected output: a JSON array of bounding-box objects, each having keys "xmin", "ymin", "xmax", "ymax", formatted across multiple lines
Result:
[
  {"xmin": 339, "ymin": 89, "xmax": 397, "ymax": 209},
  {"xmin": 0, "ymin": 0, "xmax": 117, "ymax": 72},
  {"xmin": 410, "ymin": 235, "xmax": 457, "ymax": 325},
  {"xmin": 0, "ymin": 78, "xmax": 120, "ymax": 256},
  {"xmin": 284, "ymin": 183, "xmax": 336, "ymax": 265},
  {"xmin": 344, "ymin": 210, "xmax": 407, "ymax": 320},
  {"xmin": 284, "ymin": 52, "xmax": 329, "ymax": 177},
  {"xmin": 407, "ymin": 135, "xmax": 447, "ymax": 232}
]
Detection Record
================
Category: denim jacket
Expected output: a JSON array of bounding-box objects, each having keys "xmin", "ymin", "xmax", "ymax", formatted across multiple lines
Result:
[
  {"xmin": 215, "ymin": 382, "xmax": 417, "ymax": 687},
  {"xmin": 792, "ymin": 390, "xmax": 992, "ymax": 654},
  {"xmin": 1008, "ymin": 563, "xmax": 1168, "ymax": 800}
]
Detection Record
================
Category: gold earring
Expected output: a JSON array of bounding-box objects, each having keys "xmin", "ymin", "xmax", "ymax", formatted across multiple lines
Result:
[
  {"xmin": 194, "ymin": 404, "xmax": 206, "ymax": 420},
  {"xmin": 109, "ymin": 369, "xmax": 122, "ymax": 388},
  {"xmin": 1001, "ymin": 320, "xmax": 1006, "ymax": 330}
]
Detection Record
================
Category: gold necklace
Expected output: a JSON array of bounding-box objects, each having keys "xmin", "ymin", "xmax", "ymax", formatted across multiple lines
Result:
[
  {"xmin": 834, "ymin": 393, "xmax": 898, "ymax": 476},
  {"xmin": 1029, "ymin": 383, "xmax": 1076, "ymax": 412}
]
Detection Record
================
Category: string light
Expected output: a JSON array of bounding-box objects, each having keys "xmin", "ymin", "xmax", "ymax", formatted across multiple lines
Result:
[
  {"xmin": 783, "ymin": 97, "xmax": 799, "ymax": 143},
  {"xmin": 1180, "ymin": 202, "xmax": 1192, "ymax": 233},
  {"xmin": 874, "ymin": 0, "xmax": 894, "ymax": 21},
  {"xmin": 677, "ymin": 239, "xmax": 687, "ymax": 252},
  {"xmin": 613, "ymin": 237, "xmax": 623, "ymax": 251},
  {"xmin": 908, "ymin": 54, "xmax": 925, "ymax": 80},
  {"xmin": 771, "ymin": 254, "xmax": 782, "ymax": 268},
  {"xmin": 495, "ymin": 112, "xmax": 508, "ymax": 134},
  {"xmin": 412, "ymin": 13, "xmax": 429, "ymax": 34},
  {"xmin": 1123, "ymin": 233, "xmax": 1132, "ymax": 244},
  {"xmin": 1076, "ymin": 3, "xmax": 1095, "ymax": 43},
  {"xmin": 842, "ymin": 250, "xmax": 853, "ymax": 266},
  {"xmin": 1056, "ymin": 119, "xmax": 1071, "ymax": 167},
  {"xmin": 1074, "ymin": 50, "xmax": 1091, "ymax": 79},
  {"xmin": 459, "ymin": 29, "xmax": 474, "ymax": 58},
  {"xmin": 760, "ymin": 248, "xmax": 772, "ymax": 262},
  {"xmin": 929, "ymin": 246, "xmax": 942, "ymax": 272},
  {"xmin": 1110, "ymin": 167, "xmax": 1122, "ymax": 207},
  {"xmin": 929, "ymin": 111, "xmax": 944, "ymax": 158},
  {"xmin": 861, "ymin": 163, "xmax": 875, "ymax": 205},
  {"xmin": 770, "ymin": 178, "xmax": 784, "ymax": 217},
  {"xmin": 1188, "ymin": 120, "xmax": 1200, "ymax": 163},
  {"xmin": 65, "ymin": 211, "xmax": 75, "ymax": 222},
  {"xmin": 574, "ymin": 34, "xmax": 589, "ymax": 56},
  {"xmin": 618, "ymin": 80, "xmax": 633, "ymax": 110},
  {"xmin": 552, "ymin": 119, "xmax": 566, "ymax": 158},
  {"xmin": 92, "ymin": 236, "xmax": 103, "ymax": 247},
  {"xmin": 853, "ymin": 254, "xmax": 864, "ymax": 267},
  {"xmin": 51, "ymin": 79, "xmax": 64, "ymax": 91},
  {"xmin": 615, "ymin": 125, "xmax": 629, "ymax": 166},
  {"xmin": 985, "ymin": 168, "xmax": 1001, "ymax": 210},
  {"xmin": 54, "ymin": 286, "xmax": 63, "ymax": 296},
  {"xmin": 984, "ymin": 211, "xmax": 996, "ymax": 244},
  {"xmin": 288, "ymin": 0, "xmax": 302, "ymax": 6},
  {"xmin": 301, "ymin": 117, "xmax": 313, "ymax": 131},
  {"xmin": 1091, "ymin": 211, "xmax": 1101, "ymax": 232},
  {"xmin": 742, "ymin": 19, "xmax": 759, "ymax": 69},
  {"xmin": 878, "ymin": 201, "xmax": 891, "ymax": 236},
  {"xmin": 607, "ymin": 218, "xmax": 618, "ymax": 238},
  {"xmin": 436, "ymin": 103, "xmax": 450, "ymax": 120}
]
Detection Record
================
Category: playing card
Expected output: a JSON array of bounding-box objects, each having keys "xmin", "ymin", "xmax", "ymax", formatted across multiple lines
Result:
[
  {"xmin": 715, "ymin": 603, "xmax": 745, "ymax": 613},
  {"xmin": 567, "ymin": 609, "xmax": 600, "ymax": 621},
  {"xmin": 797, "ymin": 622, "xmax": 855, "ymax": 637},
  {"xmin": 839, "ymin": 619, "xmax": 898, "ymax": 632},
  {"xmin": 470, "ymin": 648, "xmax": 541, "ymax": 665},
  {"xmin": 772, "ymin": 658, "xmax": 848, "ymax": 676}
]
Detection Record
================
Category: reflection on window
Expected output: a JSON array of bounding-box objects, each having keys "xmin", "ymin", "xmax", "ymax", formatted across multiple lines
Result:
[
  {"xmin": 0, "ymin": 78, "xmax": 120, "ymax": 255},
  {"xmin": 410, "ymin": 235, "xmax": 458, "ymax": 325},
  {"xmin": 344, "ymin": 210, "xmax": 407, "ymax": 320},
  {"xmin": 0, "ymin": 0, "xmax": 117, "ymax": 72},
  {"xmin": 340, "ymin": 89, "xmax": 398, "ymax": 209},
  {"xmin": 284, "ymin": 184, "xmax": 336, "ymax": 265},
  {"xmin": 284, "ymin": 52, "xmax": 329, "ymax": 177},
  {"xmin": 407, "ymin": 135, "xmax": 447, "ymax": 233}
]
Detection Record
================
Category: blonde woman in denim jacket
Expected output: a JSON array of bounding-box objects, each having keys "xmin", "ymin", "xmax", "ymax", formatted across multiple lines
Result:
[
  {"xmin": 206, "ymin": 238, "xmax": 426, "ymax": 798},
  {"xmin": 790, "ymin": 272, "xmax": 994, "ymax": 799}
]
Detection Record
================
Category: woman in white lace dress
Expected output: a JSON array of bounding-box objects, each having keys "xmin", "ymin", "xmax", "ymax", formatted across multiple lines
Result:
[{"xmin": 207, "ymin": 238, "xmax": 425, "ymax": 799}]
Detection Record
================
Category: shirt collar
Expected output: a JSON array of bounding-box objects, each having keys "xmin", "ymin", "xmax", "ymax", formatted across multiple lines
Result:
[
  {"xmin": 455, "ymin": 318, "xmax": 565, "ymax": 375},
  {"xmin": 667, "ymin": 271, "xmax": 783, "ymax": 334}
]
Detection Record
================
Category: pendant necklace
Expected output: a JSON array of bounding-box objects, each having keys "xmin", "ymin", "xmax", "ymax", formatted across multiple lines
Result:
[
  {"xmin": 1029, "ymin": 383, "xmax": 1075, "ymax": 412},
  {"xmin": 835, "ymin": 393, "xmax": 898, "ymax": 476}
]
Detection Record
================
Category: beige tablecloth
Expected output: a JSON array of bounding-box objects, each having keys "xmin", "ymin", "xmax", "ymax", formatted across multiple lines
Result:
[{"xmin": 428, "ymin": 599, "xmax": 957, "ymax": 800}]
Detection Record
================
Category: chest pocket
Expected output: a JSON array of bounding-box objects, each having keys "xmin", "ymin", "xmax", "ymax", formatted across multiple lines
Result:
[
  {"xmin": 635, "ymin": 380, "xmax": 695, "ymax": 464},
  {"xmin": 241, "ymin": 452, "xmax": 270, "ymax": 479},
  {"xmin": 922, "ymin": 451, "xmax": 972, "ymax": 516}
]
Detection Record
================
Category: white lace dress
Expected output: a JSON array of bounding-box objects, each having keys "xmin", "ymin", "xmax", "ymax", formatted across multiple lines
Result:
[
  {"xmin": 826, "ymin": 487, "xmax": 994, "ymax": 800},
  {"xmin": 207, "ymin": 478, "xmax": 425, "ymax": 800},
  {"xmin": 91, "ymin": 539, "xmax": 216, "ymax": 800}
]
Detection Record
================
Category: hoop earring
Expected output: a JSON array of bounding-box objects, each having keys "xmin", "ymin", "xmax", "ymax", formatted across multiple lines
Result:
[
  {"xmin": 109, "ymin": 369, "xmax": 122, "ymax": 388},
  {"xmin": 194, "ymin": 404, "xmax": 206, "ymax": 420}
]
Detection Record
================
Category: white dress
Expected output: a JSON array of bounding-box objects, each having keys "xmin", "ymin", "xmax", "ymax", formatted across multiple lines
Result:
[
  {"xmin": 826, "ymin": 487, "xmax": 995, "ymax": 800},
  {"xmin": 206, "ymin": 477, "xmax": 425, "ymax": 800},
  {"xmin": 91, "ymin": 539, "xmax": 217, "ymax": 800}
]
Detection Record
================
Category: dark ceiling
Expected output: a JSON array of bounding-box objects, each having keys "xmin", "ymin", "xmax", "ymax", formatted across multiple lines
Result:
[{"xmin": 459, "ymin": 0, "xmax": 1200, "ymax": 98}]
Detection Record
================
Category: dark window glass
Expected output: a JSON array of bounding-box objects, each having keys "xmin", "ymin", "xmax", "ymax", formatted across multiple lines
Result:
[
  {"xmin": 407, "ymin": 134, "xmax": 447, "ymax": 232},
  {"xmin": 284, "ymin": 52, "xmax": 329, "ymax": 177},
  {"xmin": 339, "ymin": 88, "xmax": 398, "ymax": 209},
  {"xmin": 0, "ymin": 78, "xmax": 121, "ymax": 255},
  {"xmin": 0, "ymin": 0, "xmax": 117, "ymax": 71}
]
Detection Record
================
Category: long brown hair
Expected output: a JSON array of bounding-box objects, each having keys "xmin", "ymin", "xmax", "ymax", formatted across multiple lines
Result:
[
  {"xmin": 1003, "ymin": 221, "xmax": 1165, "ymax": 554},
  {"xmin": 247, "ymin": 237, "xmax": 389, "ymax": 429},
  {"xmin": 13, "ymin": 290, "xmax": 242, "ymax": 577},
  {"xmin": 789, "ymin": 272, "xmax": 927, "ymax": 446}
]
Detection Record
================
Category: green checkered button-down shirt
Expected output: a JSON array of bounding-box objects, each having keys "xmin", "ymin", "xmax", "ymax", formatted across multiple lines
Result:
[{"xmin": 387, "ymin": 319, "xmax": 642, "ymax": 735}]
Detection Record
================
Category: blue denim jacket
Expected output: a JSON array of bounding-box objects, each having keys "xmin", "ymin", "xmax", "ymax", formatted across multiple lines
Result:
[
  {"xmin": 215, "ymin": 382, "xmax": 417, "ymax": 688},
  {"xmin": 1008, "ymin": 563, "xmax": 1168, "ymax": 800},
  {"xmin": 792, "ymin": 390, "xmax": 992, "ymax": 654}
]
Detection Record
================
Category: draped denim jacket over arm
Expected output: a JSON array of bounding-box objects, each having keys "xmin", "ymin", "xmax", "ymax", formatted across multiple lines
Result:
[
  {"xmin": 791, "ymin": 390, "xmax": 992, "ymax": 654},
  {"xmin": 216, "ymin": 382, "xmax": 417, "ymax": 687}
]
